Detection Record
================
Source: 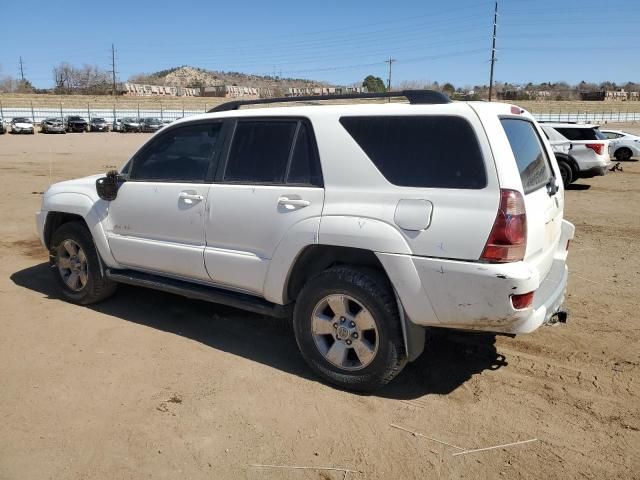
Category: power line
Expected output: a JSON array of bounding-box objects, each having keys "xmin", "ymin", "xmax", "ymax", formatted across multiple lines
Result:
[{"xmin": 488, "ymin": 1, "xmax": 498, "ymax": 101}]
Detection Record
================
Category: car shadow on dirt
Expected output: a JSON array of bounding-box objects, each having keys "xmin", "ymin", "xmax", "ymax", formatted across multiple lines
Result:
[{"xmin": 11, "ymin": 262, "xmax": 508, "ymax": 400}]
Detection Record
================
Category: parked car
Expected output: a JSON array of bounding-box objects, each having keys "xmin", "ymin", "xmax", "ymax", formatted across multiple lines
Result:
[
  {"xmin": 0, "ymin": 117, "xmax": 6, "ymax": 134},
  {"xmin": 89, "ymin": 117, "xmax": 109, "ymax": 132},
  {"xmin": 162, "ymin": 119, "xmax": 174, "ymax": 126},
  {"xmin": 36, "ymin": 91, "xmax": 574, "ymax": 391},
  {"xmin": 41, "ymin": 118, "xmax": 66, "ymax": 134},
  {"xmin": 10, "ymin": 117, "xmax": 34, "ymax": 134},
  {"xmin": 140, "ymin": 117, "xmax": 163, "ymax": 133},
  {"xmin": 112, "ymin": 118, "xmax": 123, "ymax": 132},
  {"xmin": 64, "ymin": 116, "xmax": 88, "ymax": 133},
  {"xmin": 540, "ymin": 123, "xmax": 611, "ymax": 186},
  {"xmin": 121, "ymin": 117, "xmax": 142, "ymax": 133},
  {"xmin": 600, "ymin": 129, "xmax": 640, "ymax": 161}
]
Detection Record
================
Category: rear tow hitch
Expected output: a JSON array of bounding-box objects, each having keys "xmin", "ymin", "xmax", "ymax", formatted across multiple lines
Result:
[{"xmin": 545, "ymin": 310, "xmax": 568, "ymax": 326}]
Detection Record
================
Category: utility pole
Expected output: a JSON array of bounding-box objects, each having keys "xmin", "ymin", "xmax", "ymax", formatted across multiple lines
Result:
[
  {"xmin": 386, "ymin": 57, "xmax": 396, "ymax": 92},
  {"xmin": 488, "ymin": 1, "xmax": 498, "ymax": 101},
  {"xmin": 111, "ymin": 44, "xmax": 117, "ymax": 96},
  {"xmin": 386, "ymin": 57, "xmax": 396, "ymax": 102},
  {"xmin": 19, "ymin": 56, "xmax": 25, "ymax": 81}
]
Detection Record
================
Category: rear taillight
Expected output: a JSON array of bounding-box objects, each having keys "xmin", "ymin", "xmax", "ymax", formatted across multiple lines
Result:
[
  {"xmin": 511, "ymin": 291, "xmax": 534, "ymax": 310},
  {"xmin": 585, "ymin": 143, "xmax": 604, "ymax": 155},
  {"xmin": 481, "ymin": 189, "xmax": 527, "ymax": 263}
]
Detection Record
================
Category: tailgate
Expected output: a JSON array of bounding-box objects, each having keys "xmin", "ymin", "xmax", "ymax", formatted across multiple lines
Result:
[{"xmin": 500, "ymin": 117, "xmax": 563, "ymax": 281}]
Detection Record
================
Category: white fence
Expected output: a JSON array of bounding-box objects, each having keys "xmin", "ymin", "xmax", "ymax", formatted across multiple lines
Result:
[
  {"xmin": 0, "ymin": 106, "xmax": 207, "ymax": 124},
  {"xmin": 1, "ymin": 105, "xmax": 639, "ymax": 124}
]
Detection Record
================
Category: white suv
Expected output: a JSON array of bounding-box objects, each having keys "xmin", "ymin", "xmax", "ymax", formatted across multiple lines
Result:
[
  {"xmin": 540, "ymin": 123, "xmax": 611, "ymax": 186},
  {"xmin": 36, "ymin": 91, "xmax": 574, "ymax": 391}
]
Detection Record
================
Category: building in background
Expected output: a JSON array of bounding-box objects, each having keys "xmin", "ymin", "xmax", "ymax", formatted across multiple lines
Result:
[{"xmin": 120, "ymin": 83, "xmax": 199, "ymax": 97}]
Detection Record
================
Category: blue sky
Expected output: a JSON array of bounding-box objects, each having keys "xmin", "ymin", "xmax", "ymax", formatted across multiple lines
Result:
[{"xmin": 1, "ymin": 0, "xmax": 638, "ymax": 89}]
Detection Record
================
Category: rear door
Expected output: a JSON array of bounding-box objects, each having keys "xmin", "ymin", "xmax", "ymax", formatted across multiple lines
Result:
[
  {"xmin": 204, "ymin": 118, "xmax": 324, "ymax": 295},
  {"xmin": 501, "ymin": 118, "xmax": 562, "ymax": 280}
]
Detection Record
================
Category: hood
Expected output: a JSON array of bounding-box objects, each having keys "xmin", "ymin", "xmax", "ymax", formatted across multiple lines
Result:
[
  {"xmin": 45, "ymin": 173, "xmax": 105, "ymax": 199},
  {"xmin": 14, "ymin": 122, "xmax": 33, "ymax": 128},
  {"xmin": 68, "ymin": 119, "xmax": 87, "ymax": 124}
]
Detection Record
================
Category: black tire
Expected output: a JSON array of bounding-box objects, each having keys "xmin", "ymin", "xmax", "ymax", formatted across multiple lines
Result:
[
  {"xmin": 50, "ymin": 221, "xmax": 117, "ymax": 305},
  {"xmin": 558, "ymin": 160, "xmax": 573, "ymax": 187},
  {"xmin": 293, "ymin": 266, "xmax": 407, "ymax": 391},
  {"xmin": 614, "ymin": 147, "xmax": 632, "ymax": 162}
]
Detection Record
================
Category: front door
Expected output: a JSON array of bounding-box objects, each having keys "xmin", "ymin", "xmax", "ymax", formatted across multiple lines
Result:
[
  {"xmin": 204, "ymin": 118, "xmax": 325, "ymax": 295},
  {"xmin": 106, "ymin": 121, "xmax": 223, "ymax": 280}
]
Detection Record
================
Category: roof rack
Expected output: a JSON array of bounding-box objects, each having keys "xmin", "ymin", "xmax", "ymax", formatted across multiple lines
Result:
[{"xmin": 207, "ymin": 89, "xmax": 450, "ymax": 112}]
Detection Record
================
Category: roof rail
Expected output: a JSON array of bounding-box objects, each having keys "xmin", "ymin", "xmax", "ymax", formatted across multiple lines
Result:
[{"xmin": 207, "ymin": 89, "xmax": 450, "ymax": 112}]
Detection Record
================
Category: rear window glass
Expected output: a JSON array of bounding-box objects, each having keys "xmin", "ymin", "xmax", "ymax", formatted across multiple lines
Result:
[
  {"xmin": 501, "ymin": 118, "xmax": 552, "ymax": 193},
  {"xmin": 339, "ymin": 116, "xmax": 486, "ymax": 189},
  {"xmin": 554, "ymin": 127, "xmax": 606, "ymax": 141}
]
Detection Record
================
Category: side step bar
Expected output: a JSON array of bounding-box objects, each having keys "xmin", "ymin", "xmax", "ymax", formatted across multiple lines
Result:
[{"xmin": 105, "ymin": 269, "xmax": 292, "ymax": 318}]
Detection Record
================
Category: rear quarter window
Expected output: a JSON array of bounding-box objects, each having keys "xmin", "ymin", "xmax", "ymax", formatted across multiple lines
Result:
[
  {"xmin": 339, "ymin": 115, "xmax": 486, "ymax": 189},
  {"xmin": 501, "ymin": 118, "xmax": 552, "ymax": 194},
  {"xmin": 554, "ymin": 127, "xmax": 605, "ymax": 141}
]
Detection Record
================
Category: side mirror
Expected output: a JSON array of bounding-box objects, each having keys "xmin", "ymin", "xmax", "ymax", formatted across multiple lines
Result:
[{"xmin": 96, "ymin": 170, "xmax": 126, "ymax": 201}]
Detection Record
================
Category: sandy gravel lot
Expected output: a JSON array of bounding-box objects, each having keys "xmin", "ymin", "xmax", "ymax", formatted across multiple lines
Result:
[{"xmin": 0, "ymin": 126, "xmax": 638, "ymax": 479}]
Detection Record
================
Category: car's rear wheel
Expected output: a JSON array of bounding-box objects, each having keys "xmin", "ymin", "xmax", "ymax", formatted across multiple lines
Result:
[
  {"xmin": 50, "ymin": 222, "xmax": 117, "ymax": 305},
  {"xmin": 558, "ymin": 160, "xmax": 573, "ymax": 187},
  {"xmin": 615, "ymin": 147, "xmax": 632, "ymax": 161},
  {"xmin": 293, "ymin": 266, "xmax": 407, "ymax": 391}
]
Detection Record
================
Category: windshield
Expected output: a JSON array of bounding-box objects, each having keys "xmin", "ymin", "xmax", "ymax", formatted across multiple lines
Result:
[
  {"xmin": 93, "ymin": 118, "xmax": 106, "ymax": 122},
  {"xmin": 123, "ymin": 118, "xmax": 138, "ymax": 122},
  {"xmin": 68, "ymin": 116, "xmax": 83, "ymax": 121},
  {"xmin": 146, "ymin": 118, "xmax": 161, "ymax": 123},
  {"xmin": 13, "ymin": 118, "xmax": 30, "ymax": 123}
]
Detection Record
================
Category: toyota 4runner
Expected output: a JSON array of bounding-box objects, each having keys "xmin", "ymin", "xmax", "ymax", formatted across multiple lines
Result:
[{"xmin": 36, "ymin": 91, "xmax": 574, "ymax": 391}]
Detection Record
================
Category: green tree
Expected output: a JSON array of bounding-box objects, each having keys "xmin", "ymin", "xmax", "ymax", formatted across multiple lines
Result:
[
  {"xmin": 442, "ymin": 82, "xmax": 455, "ymax": 95},
  {"xmin": 362, "ymin": 75, "xmax": 386, "ymax": 93},
  {"xmin": 16, "ymin": 79, "xmax": 35, "ymax": 93}
]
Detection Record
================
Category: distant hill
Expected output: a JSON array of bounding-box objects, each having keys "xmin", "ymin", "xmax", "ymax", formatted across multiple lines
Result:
[{"xmin": 128, "ymin": 66, "xmax": 330, "ymax": 91}]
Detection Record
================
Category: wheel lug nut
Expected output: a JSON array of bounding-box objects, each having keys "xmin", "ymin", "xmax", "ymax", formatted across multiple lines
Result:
[
  {"xmin": 333, "ymin": 323, "xmax": 338, "ymax": 329},
  {"xmin": 349, "ymin": 321, "xmax": 355, "ymax": 328},
  {"xmin": 346, "ymin": 340, "xmax": 352, "ymax": 345},
  {"xmin": 352, "ymin": 332, "xmax": 358, "ymax": 339},
  {"xmin": 340, "ymin": 317, "xmax": 346, "ymax": 323}
]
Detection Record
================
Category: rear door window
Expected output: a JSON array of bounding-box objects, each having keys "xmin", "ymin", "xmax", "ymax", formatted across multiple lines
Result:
[
  {"xmin": 501, "ymin": 118, "xmax": 552, "ymax": 194},
  {"xmin": 224, "ymin": 120, "xmax": 297, "ymax": 183},
  {"xmin": 339, "ymin": 115, "xmax": 486, "ymax": 189}
]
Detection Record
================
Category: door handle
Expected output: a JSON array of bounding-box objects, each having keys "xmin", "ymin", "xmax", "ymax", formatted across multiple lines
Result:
[
  {"xmin": 179, "ymin": 191, "xmax": 204, "ymax": 203},
  {"xmin": 278, "ymin": 196, "xmax": 310, "ymax": 208}
]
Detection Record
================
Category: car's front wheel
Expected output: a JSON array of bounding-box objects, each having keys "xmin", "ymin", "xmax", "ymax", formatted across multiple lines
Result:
[
  {"xmin": 50, "ymin": 222, "xmax": 117, "ymax": 305},
  {"xmin": 293, "ymin": 266, "xmax": 407, "ymax": 391}
]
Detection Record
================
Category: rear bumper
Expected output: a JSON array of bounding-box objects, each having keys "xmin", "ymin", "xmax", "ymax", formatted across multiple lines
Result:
[
  {"xmin": 578, "ymin": 165, "xmax": 608, "ymax": 178},
  {"xmin": 377, "ymin": 220, "xmax": 575, "ymax": 335}
]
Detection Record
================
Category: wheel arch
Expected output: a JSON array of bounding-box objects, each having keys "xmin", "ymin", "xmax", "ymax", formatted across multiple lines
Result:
[
  {"xmin": 555, "ymin": 153, "xmax": 579, "ymax": 177},
  {"xmin": 43, "ymin": 192, "xmax": 118, "ymax": 267}
]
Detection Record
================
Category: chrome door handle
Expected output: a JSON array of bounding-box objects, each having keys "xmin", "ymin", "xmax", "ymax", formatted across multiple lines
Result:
[
  {"xmin": 278, "ymin": 196, "xmax": 310, "ymax": 208},
  {"xmin": 179, "ymin": 192, "xmax": 204, "ymax": 203}
]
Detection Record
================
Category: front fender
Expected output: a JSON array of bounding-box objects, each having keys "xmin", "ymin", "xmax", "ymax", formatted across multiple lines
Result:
[{"xmin": 43, "ymin": 192, "xmax": 119, "ymax": 267}]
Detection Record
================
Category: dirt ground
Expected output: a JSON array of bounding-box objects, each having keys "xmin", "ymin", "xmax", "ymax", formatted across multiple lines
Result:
[{"xmin": 0, "ymin": 125, "xmax": 638, "ymax": 479}]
